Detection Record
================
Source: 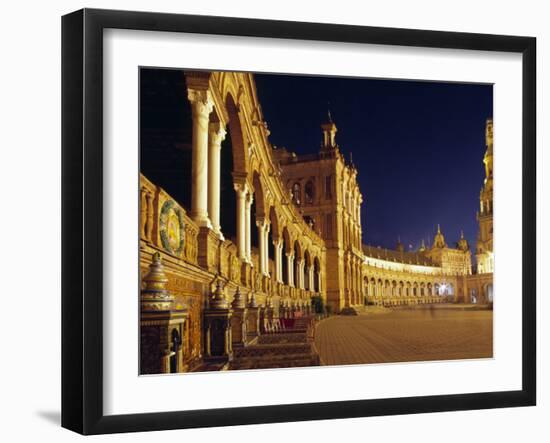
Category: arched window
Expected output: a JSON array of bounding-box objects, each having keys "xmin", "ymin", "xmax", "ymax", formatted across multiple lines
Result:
[
  {"xmin": 305, "ymin": 180, "xmax": 315, "ymax": 204},
  {"xmin": 303, "ymin": 215, "xmax": 315, "ymax": 230},
  {"xmin": 291, "ymin": 182, "xmax": 301, "ymax": 206}
]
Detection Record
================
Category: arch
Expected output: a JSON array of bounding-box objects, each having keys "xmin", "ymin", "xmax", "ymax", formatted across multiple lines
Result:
[
  {"xmin": 269, "ymin": 206, "xmax": 281, "ymax": 241},
  {"xmin": 223, "ymin": 92, "xmax": 248, "ymax": 176},
  {"xmin": 484, "ymin": 283, "xmax": 494, "ymax": 302},
  {"xmin": 293, "ymin": 239, "xmax": 303, "ymax": 262},
  {"xmin": 447, "ymin": 283, "xmax": 455, "ymax": 296},
  {"xmin": 252, "ymin": 171, "xmax": 267, "ymax": 219},
  {"xmin": 282, "ymin": 227, "xmax": 292, "ymax": 254},
  {"xmin": 170, "ymin": 328, "xmax": 181, "ymax": 373}
]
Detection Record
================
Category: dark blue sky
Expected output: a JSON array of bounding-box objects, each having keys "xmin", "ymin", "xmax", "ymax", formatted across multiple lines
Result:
[{"xmin": 254, "ymin": 73, "xmax": 493, "ymax": 251}]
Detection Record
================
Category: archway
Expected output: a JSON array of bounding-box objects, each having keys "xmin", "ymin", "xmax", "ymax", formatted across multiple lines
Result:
[
  {"xmin": 169, "ymin": 328, "xmax": 181, "ymax": 373},
  {"xmin": 485, "ymin": 283, "xmax": 494, "ymax": 303},
  {"xmin": 219, "ymin": 129, "xmax": 237, "ymax": 242}
]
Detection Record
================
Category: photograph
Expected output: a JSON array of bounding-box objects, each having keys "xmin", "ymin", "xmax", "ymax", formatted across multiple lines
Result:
[{"xmin": 139, "ymin": 69, "xmax": 494, "ymax": 374}]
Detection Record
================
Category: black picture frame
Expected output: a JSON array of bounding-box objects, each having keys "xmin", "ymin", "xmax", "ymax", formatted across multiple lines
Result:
[{"xmin": 62, "ymin": 8, "xmax": 536, "ymax": 435}]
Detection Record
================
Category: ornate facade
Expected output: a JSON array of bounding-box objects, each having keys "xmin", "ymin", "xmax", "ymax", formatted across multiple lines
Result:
[
  {"xmin": 273, "ymin": 113, "xmax": 364, "ymax": 312},
  {"xmin": 139, "ymin": 70, "xmax": 494, "ymax": 373},
  {"xmin": 361, "ymin": 119, "xmax": 494, "ymax": 307},
  {"xmin": 140, "ymin": 71, "xmax": 327, "ymax": 373}
]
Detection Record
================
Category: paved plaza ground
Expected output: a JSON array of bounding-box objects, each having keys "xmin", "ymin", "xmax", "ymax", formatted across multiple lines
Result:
[{"xmin": 314, "ymin": 306, "xmax": 493, "ymax": 366}]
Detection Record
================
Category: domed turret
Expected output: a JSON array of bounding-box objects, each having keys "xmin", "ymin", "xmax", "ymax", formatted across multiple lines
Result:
[
  {"xmin": 433, "ymin": 224, "xmax": 447, "ymax": 249},
  {"xmin": 457, "ymin": 230, "xmax": 469, "ymax": 252}
]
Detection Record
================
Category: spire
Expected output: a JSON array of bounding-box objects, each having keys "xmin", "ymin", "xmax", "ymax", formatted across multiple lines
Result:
[
  {"xmin": 419, "ymin": 238, "xmax": 426, "ymax": 252},
  {"xmin": 396, "ymin": 236, "xmax": 404, "ymax": 253},
  {"xmin": 437, "ymin": 223, "xmax": 441, "ymax": 234},
  {"xmin": 321, "ymin": 108, "xmax": 338, "ymax": 151},
  {"xmin": 327, "ymin": 107, "xmax": 333, "ymax": 123}
]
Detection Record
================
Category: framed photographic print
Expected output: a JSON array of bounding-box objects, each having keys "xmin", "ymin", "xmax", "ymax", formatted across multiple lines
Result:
[{"xmin": 62, "ymin": 8, "xmax": 536, "ymax": 435}]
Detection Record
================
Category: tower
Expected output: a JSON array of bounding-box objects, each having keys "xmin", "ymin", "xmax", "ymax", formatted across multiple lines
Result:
[
  {"xmin": 320, "ymin": 110, "xmax": 339, "ymax": 156},
  {"xmin": 275, "ymin": 112, "xmax": 364, "ymax": 312},
  {"xmin": 476, "ymin": 118, "xmax": 494, "ymax": 274}
]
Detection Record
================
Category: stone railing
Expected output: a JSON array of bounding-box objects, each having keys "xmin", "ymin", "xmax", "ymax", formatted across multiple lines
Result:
[{"xmin": 140, "ymin": 174, "xmax": 199, "ymax": 265}]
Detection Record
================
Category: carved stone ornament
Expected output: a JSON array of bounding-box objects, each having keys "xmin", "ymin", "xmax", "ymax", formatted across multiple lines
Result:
[
  {"xmin": 231, "ymin": 286, "xmax": 246, "ymax": 309},
  {"xmin": 159, "ymin": 199, "xmax": 185, "ymax": 256},
  {"xmin": 140, "ymin": 252, "xmax": 175, "ymax": 311},
  {"xmin": 210, "ymin": 280, "xmax": 229, "ymax": 310}
]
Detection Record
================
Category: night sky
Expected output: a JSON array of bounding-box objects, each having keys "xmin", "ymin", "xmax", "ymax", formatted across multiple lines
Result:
[{"xmin": 254, "ymin": 74, "xmax": 493, "ymax": 252}]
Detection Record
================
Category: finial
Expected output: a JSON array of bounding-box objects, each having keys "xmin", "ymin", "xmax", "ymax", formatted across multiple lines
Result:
[
  {"xmin": 327, "ymin": 103, "xmax": 333, "ymax": 123},
  {"xmin": 141, "ymin": 253, "xmax": 174, "ymax": 311},
  {"xmin": 231, "ymin": 286, "xmax": 245, "ymax": 309},
  {"xmin": 437, "ymin": 223, "xmax": 441, "ymax": 233},
  {"xmin": 210, "ymin": 279, "xmax": 229, "ymax": 309},
  {"xmin": 247, "ymin": 291, "xmax": 257, "ymax": 308},
  {"xmin": 460, "ymin": 230, "xmax": 464, "ymax": 239}
]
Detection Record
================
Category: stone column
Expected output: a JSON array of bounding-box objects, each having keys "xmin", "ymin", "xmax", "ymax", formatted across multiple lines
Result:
[
  {"xmin": 316, "ymin": 270, "xmax": 322, "ymax": 293},
  {"xmin": 308, "ymin": 266, "xmax": 315, "ymax": 292},
  {"xmin": 187, "ymin": 88, "xmax": 214, "ymax": 227},
  {"xmin": 245, "ymin": 192, "xmax": 253, "ymax": 263},
  {"xmin": 207, "ymin": 121, "xmax": 226, "ymax": 238},
  {"xmin": 274, "ymin": 240, "xmax": 283, "ymax": 282},
  {"xmin": 297, "ymin": 259, "xmax": 305, "ymax": 289},
  {"xmin": 234, "ymin": 182, "xmax": 247, "ymax": 261},
  {"xmin": 264, "ymin": 223, "xmax": 271, "ymax": 277},
  {"xmin": 287, "ymin": 253, "xmax": 295, "ymax": 287},
  {"xmin": 256, "ymin": 219, "xmax": 267, "ymax": 275}
]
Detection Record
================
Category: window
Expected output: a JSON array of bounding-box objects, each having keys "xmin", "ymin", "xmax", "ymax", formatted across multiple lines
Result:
[
  {"xmin": 325, "ymin": 175, "xmax": 332, "ymax": 199},
  {"xmin": 291, "ymin": 182, "xmax": 301, "ymax": 206},
  {"xmin": 325, "ymin": 213, "xmax": 333, "ymax": 239},
  {"xmin": 304, "ymin": 215, "xmax": 315, "ymax": 230},
  {"xmin": 305, "ymin": 180, "xmax": 315, "ymax": 204}
]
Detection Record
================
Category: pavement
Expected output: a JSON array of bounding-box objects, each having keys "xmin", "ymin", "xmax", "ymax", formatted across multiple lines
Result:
[{"xmin": 314, "ymin": 307, "xmax": 493, "ymax": 366}]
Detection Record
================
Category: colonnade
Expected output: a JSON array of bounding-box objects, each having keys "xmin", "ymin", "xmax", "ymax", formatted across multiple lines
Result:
[
  {"xmin": 186, "ymin": 83, "xmax": 323, "ymax": 295},
  {"xmin": 363, "ymin": 276, "xmax": 455, "ymax": 305}
]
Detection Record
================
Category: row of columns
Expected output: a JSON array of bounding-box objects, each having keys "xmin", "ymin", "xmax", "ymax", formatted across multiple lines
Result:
[
  {"xmin": 187, "ymin": 87, "xmax": 323, "ymax": 293},
  {"xmin": 365, "ymin": 283, "xmax": 450, "ymax": 298},
  {"xmin": 187, "ymin": 87, "xmax": 257, "ymax": 266}
]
